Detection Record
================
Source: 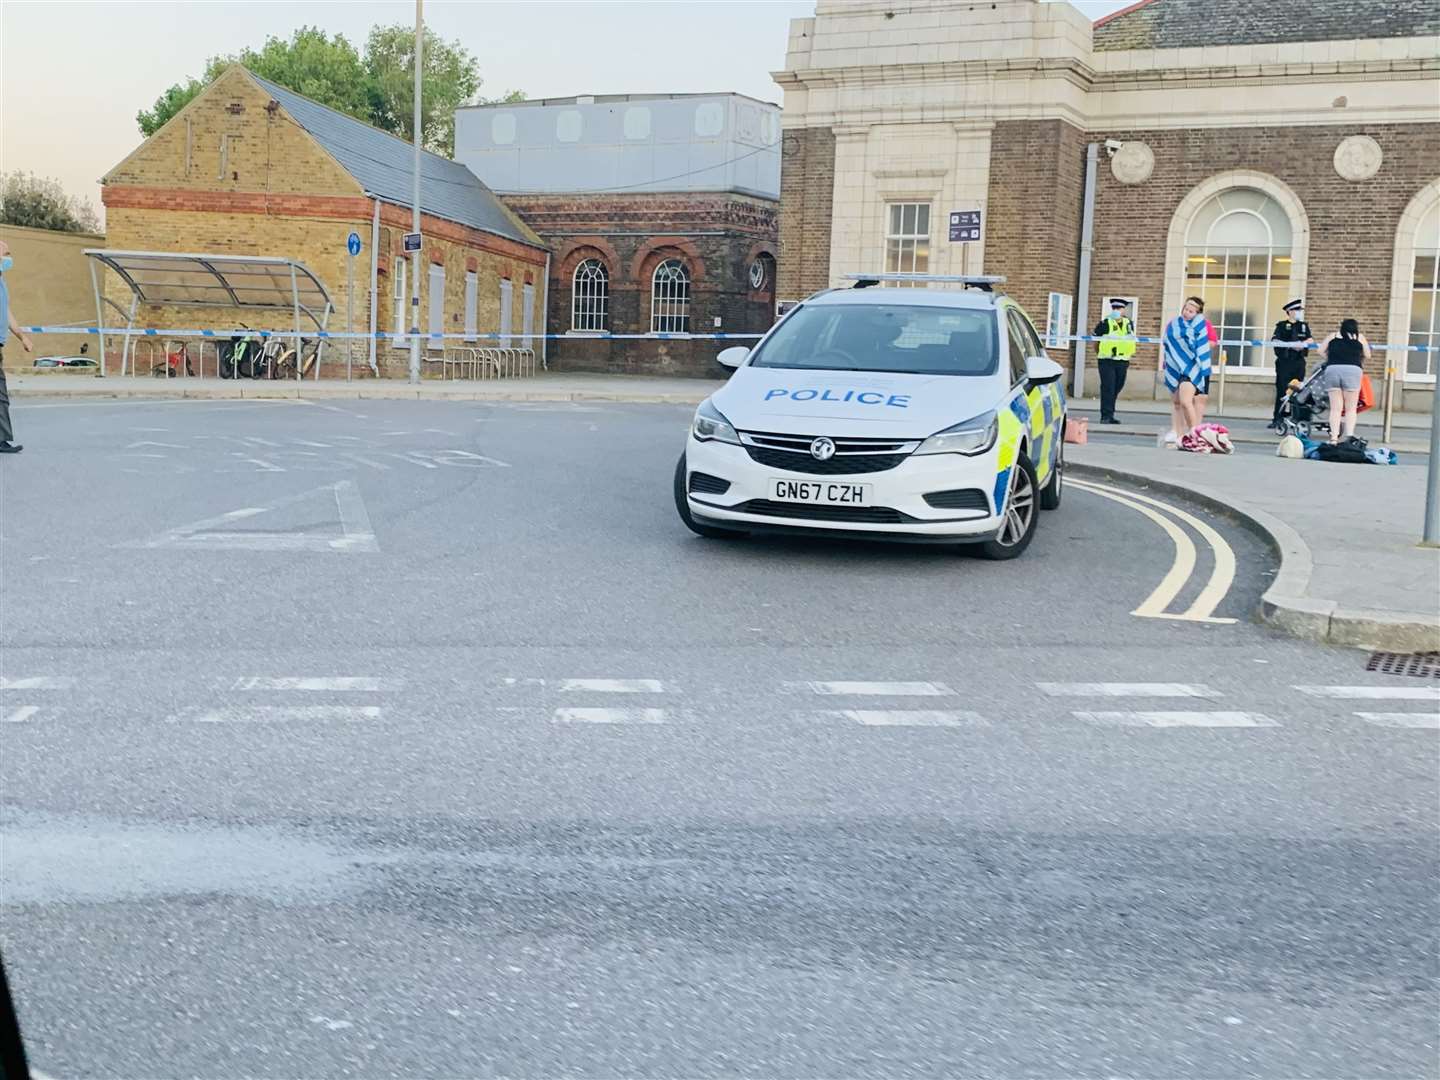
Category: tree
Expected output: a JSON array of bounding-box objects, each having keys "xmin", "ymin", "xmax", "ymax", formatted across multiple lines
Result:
[
  {"xmin": 362, "ymin": 25, "xmax": 482, "ymax": 156},
  {"xmin": 135, "ymin": 23, "xmax": 508, "ymax": 158},
  {"xmin": 137, "ymin": 29, "xmax": 369, "ymax": 137},
  {"xmin": 0, "ymin": 172, "xmax": 101, "ymax": 233}
]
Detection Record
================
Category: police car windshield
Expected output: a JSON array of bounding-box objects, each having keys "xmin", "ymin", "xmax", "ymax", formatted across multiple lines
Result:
[{"xmin": 749, "ymin": 304, "xmax": 998, "ymax": 376}]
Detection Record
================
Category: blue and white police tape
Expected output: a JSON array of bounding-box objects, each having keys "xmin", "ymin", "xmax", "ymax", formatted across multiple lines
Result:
[
  {"xmin": 17, "ymin": 325, "xmax": 1440, "ymax": 353},
  {"xmin": 16, "ymin": 326, "xmax": 766, "ymax": 342}
]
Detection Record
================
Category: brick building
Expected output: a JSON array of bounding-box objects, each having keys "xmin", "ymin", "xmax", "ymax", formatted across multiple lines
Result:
[
  {"xmin": 775, "ymin": 0, "xmax": 1440, "ymax": 409},
  {"xmin": 101, "ymin": 65, "xmax": 548, "ymax": 377},
  {"xmin": 456, "ymin": 94, "xmax": 780, "ymax": 377}
]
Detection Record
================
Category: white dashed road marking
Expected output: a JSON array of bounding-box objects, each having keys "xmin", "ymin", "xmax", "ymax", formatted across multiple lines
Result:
[
  {"xmin": 553, "ymin": 708, "xmax": 669, "ymax": 725},
  {"xmin": 0, "ymin": 677, "xmax": 76, "ymax": 690},
  {"xmin": 1038, "ymin": 682, "xmax": 1219, "ymax": 698},
  {"xmin": 1073, "ymin": 711, "xmax": 1278, "ymax": 728},
  {"xmin": 228, "ymin": 676, "xmax": 402, "ymax": 692},
  {"xmin": 797, "ymin": 681, "xmax": 955, "ymax": 696},
  {"xmin": 1354, "ymin": 712, "xmax": 1440, "ymax": 729},
  {"xmin": 1296, "ymin": 685, "xmax": 1440, "ymax": 701},
  {"xmin": 813, "ymin": 710, "xmax": 987, "ymax": 727},
  {"xmin": 2, "ymin": 706, "xmax": 42, "ymax": 723},
  {"xmin": 182, "ymin": 706, "xmax": 383, "ymax": 723},
  {"xmin": 558, "ymin": 679, "xmax": 666, "ymax": 693}
]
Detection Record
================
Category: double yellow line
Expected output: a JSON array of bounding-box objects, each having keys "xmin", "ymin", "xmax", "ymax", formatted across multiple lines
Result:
[{"xmin": 1069, "ymin": 478, "xmax": 1238, "ymax": 625}]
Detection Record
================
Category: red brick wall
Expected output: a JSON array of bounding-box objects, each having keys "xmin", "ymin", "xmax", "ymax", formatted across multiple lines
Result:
[
  {"xmin": 502, "ymin": 191, "xmax": 779, "ymax": 378},
  {"xmin": 777, "ymin": 127, "xmax": 837, "ymax": 302},
  {"xmin": 1088, "ymin": 122, "xmax": 1440, "ymax": 376},
  {"xmin": 985, "ymin": 120, "xmax": 1089, "ymax": 352}
]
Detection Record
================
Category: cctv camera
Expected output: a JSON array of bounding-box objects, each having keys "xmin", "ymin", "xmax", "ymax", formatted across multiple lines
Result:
[{"xmin": 1104, "ymin": 139, "xmax": 1123, "ymax": 156}]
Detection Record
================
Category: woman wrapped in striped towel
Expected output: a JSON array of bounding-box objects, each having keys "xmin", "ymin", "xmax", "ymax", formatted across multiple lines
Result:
[{"xmin": 1163, "ymin": 296, "xmax": 1215, "ymax": 453}]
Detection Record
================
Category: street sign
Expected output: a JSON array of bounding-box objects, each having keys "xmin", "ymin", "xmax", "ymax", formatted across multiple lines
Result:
[
  {"xmin": 949, "ymin": 210, "xmax": 982, "ymax": 243},
  {"xmin": 402, "ymin": 232, "xmax": 422, "ymax": 253},
  {"xmin": 346, "ymin": 232, "xmax": 362, "ymax": 257}
]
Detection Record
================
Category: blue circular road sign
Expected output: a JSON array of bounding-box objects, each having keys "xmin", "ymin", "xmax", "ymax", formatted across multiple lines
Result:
[{"xmin": 347, "ymin": 232, "xmax": 362, "ymax": 257}]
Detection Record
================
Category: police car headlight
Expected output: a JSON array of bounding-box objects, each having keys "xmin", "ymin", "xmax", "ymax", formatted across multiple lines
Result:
[
  {"xmin": 915, "ymin": 410, "xmax": 998, "ymax": 456},
  {"xmin": 691, "ymin": 399, "xmax": 740, "ymax": 445}
]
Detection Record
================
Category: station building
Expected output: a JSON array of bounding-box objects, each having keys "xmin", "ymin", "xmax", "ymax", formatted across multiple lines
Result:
[
  {"xmin": 99, "ymin": 65, "xmax": 548, "ymax": 377},
  {"xmin": 774, "ymin": 0, "xmax": 1440, "ymax": 408},
  {"xmin": 456, "ymin": 93, "xmax": 781, "ymax": 377}
]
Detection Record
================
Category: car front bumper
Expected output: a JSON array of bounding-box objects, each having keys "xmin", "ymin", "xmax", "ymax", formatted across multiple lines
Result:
[{"xmin": 683, "ymin": 437, "xmax": 1005, "ymax": 542}]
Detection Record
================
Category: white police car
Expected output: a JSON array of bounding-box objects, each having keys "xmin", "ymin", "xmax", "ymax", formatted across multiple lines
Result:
[{"xmin": 674, "ymin": 275, "xmax": 1067, "ymax": 560}]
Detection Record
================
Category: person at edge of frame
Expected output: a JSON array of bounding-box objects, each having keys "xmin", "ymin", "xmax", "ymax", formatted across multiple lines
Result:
[{"xmin": 0, "ymin": 239, "xmax": 34, "ymax": 454}]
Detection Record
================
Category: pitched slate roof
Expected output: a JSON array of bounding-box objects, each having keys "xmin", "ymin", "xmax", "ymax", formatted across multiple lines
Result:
[
  {"xmin": 1094, "ymin": 0, "xmax": 1440, "ymax": 51},
  {"xmin": 249, "ymin": 72, "xmax": 540, "ymax": 248}
]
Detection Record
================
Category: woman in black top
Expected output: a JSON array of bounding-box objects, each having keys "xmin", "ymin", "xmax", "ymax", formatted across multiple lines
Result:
[{"xmin": 1319, "ymin": 318, "xmax": 1370, "ymax": 444}]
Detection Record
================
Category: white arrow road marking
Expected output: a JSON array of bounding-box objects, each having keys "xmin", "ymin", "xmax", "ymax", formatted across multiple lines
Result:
[
  {"xmin": 1296, "ymin": 686, "xmax": 1440, "ymax": 701},
  {"xmin": 558, "ymin": 679, "xmax": 666, "ymax": 693},
  {"xmin": 133, "ymin": 480, "xmax": 378, "ymax": 553},
  {"xmin": 1038, "ymin": 682, "xmax": 1219, "ymax": 698},
  {"xmin": 1069, "ymin": 479, "xmax": 1237, "ymax": 624},
  {"xmin": 812, "ymin": 710, "xmax": 986, "ymax": 727},
  {"xmin": 1074, "ymin": 711, "xmax": 1277, "ymax": 727},
  {"xmin": 553, "ymin": 708, "xmax": 668, "ymax": 724},
  {"xmin": 1354, "ymin": 712, "xmax": 1440, "ymax": 729},
  {"xmin": 796, "ymin": 681, "xmax": 955, "ymax": 696}
]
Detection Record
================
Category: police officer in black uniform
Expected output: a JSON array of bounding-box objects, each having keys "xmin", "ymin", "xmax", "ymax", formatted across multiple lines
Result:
[{"xmin": 1271, "ymin": 298, "xmax": 1313, "ymax": 430}]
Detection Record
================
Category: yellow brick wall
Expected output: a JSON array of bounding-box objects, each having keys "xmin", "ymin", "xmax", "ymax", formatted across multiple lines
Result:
[
  {"xmin": 0, "ymin": 223, "xmax": 106, "ymax": 368},
  {"xmin": 106, "ymin": 66, "xmax": 360, "ymax": 197}
]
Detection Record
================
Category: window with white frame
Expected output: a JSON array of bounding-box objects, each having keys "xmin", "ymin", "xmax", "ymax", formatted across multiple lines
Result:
[
  {"xmin": 572, "ymin": 259, "xmax": 608, "ymax": 332},
  {"xmin": 427, "ymin": 264, "xmax": 446, "ymax": 350},
  {"xmin": 464, "ymin": 271, "xmax": 478, "ymax": 342},
  {"xmin": 522, "ymin": 283, "xmax": 535, "ymax": 347},
  {"xmin": 651, "ymin": 259, "xmax": 691, "ymax": 333},
  {"xmin": 391, "ymin": 259, "xmax": 408, "ymax": 348},
  {"xmin": 499, "ymin": 278, "xmax": 514, "ymax": 346},
  {"xmin": 1182, "ymin": 188, "xmax": 1293, "ymax": 368},
  {"xmin": 884, "ymin": 202, "xmax": 931, "ymax": 284},
  {"xmin": 1407, "ymin": 200, "xmax": 1440, "ymax": 377}
]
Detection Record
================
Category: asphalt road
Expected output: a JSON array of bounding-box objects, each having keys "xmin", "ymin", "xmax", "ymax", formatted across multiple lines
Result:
[{"xmin": 1, "ymin": 397, "xmax": 1436, "ymax": 1079}]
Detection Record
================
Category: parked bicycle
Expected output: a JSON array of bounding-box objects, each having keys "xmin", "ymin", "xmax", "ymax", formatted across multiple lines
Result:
[{"xmin": 151, "ymin": 340, "xmax": 195, "ymax": 378}]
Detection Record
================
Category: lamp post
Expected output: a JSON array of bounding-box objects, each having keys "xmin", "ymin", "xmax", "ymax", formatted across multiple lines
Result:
[{"xmin": 408, "ymin": 0, "xmax": 424, "ymax": 384}]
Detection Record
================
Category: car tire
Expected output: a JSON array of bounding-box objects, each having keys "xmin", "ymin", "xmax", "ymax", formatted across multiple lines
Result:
[
  {"xmin": 977, "ymin": 451, "xmax": 1039, "ymax": 560},
  {"xmin": 674, "ymin": 456, "xmax": 747, "ymax": 540},
  {"xmin": 1039, "ymin": 432, "xmax": 1063, "ymax": 511}
]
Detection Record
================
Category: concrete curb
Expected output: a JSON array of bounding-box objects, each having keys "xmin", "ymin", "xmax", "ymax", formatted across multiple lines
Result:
[
  {"xmin": 12, "ymin": 382, "xmax": 712, "ymax": 406},
  {"xmin": 1079, "ymin": 423, "xmax": 1429, "ymax": 454},
  {"xmin": 1068, "ymin": 461, "xmax": 1440, "ymax": 653}
]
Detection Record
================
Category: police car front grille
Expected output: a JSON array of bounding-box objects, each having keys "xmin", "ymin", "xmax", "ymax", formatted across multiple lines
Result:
[
  {"xmin": 735, "ymin": 500, "xmax": 911, "ymax": 524},
  {"xmin": 744, "ymin": 448, "xmax": 910, "ymax": 475},
  {"xmin": 922, "ymin": 488, "xmax": 990, "ymax": 511}
]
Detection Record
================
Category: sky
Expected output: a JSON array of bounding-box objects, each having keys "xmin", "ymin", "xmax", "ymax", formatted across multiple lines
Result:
[{"xmin": 0, "ymin": 0, "xmax": 1131, "ymax": 222}]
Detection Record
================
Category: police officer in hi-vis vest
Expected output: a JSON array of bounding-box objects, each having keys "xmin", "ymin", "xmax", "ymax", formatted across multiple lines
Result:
[{"xmin": 1094, "ymin": 298, "xmax": 1136, "ymax": 424}]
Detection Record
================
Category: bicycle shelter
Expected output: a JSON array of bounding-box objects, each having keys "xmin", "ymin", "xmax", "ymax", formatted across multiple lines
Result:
[{"xmin": 84, "ymin": 250, "xmax": 334, "ymax": 378}]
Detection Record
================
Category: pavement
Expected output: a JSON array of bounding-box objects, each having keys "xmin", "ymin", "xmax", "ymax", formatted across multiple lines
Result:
[
  {"xmin": 1, "ymin": 397, "xmax": 1437, "ymax": 1078},
  {"xmin": 13, "ymin": 369, "xmax": 1440, "ymax": 653}
]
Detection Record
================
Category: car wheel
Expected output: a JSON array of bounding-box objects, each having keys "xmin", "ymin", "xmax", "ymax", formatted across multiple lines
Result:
[
  {"xmin": 673, "ymin": 456, "xmax": 747, "ymax": 540},
  {"xmin": 977, "ymin": 452, "xmax": 1039, "ymax": 560},
  {"xmin": 1039, "ymin": 433, "xmax": 1063, "ymax": 511}
]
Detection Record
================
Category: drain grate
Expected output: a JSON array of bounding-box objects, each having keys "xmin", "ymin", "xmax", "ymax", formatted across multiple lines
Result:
[{"xmin": 1366, "ymin": 651, "xmax": 1440, "ymax": 679}]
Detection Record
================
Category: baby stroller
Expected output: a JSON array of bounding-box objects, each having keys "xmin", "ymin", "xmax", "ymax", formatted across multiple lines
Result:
[{"xmin": 1275, "ymin": 365, "xmax": 1331, "ymax": 439}]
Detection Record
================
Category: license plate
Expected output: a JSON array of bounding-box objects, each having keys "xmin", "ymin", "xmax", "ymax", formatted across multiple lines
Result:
[{"xmin": 771, "ymin": 479, "xmax": 872, "ymax": 506}]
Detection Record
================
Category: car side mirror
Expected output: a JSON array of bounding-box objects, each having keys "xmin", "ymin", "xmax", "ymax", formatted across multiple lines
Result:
[
  {"xmin": 716, "ymin": 346, "xmax": 749, "ymax": 370},
  {"xmin": 1025, "ymin": 355, "xmax": 1064, "ymax": 386}
]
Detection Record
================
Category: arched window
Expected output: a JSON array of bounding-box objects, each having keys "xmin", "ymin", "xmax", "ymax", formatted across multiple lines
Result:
[
  {"xmin": 1183, "ymin": 188, "xmax": 1294, "ymax": 368},
  {"xmin": 651, "ymin": 259, "xmax": 691, "ymax": 333},
  {"xmin": 571, "ymin": 259, "xmax": 608, "ymax": 332},
  {"xmin": 1406, "ymin": 198, "xmax": 1440, "ymax": 377}
]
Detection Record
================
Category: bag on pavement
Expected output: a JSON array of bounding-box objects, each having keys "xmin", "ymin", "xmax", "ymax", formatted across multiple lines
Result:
[
  {"xmin": 1315, "ymin": 439, "xmax": 1370, "ymax": 464},
  {"xmin": 1063, "ymin": 416, "xmax": 1088, "ymax": 444},
  {"xmin": 1358, "ymin": 373, "xmax": 1375, "ymax": 412},
  {"xmin": 1275, "ymin": 434, "xmax": 1305, "ymax": 459}
]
